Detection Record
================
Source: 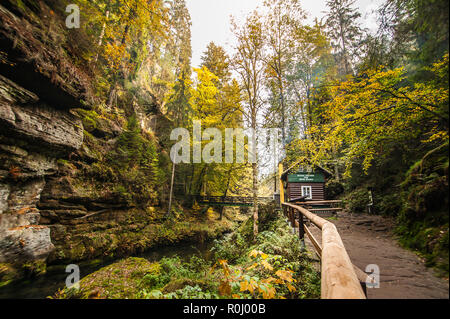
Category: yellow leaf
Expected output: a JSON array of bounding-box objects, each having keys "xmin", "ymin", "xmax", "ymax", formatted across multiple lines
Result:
[
  {"xmin": 248, "ymin": 280, "xmax": 256, "ymax": 294},
  {"xmin": 219, "ymin": 280, "xmax": 231, "ymax": 296},
  {"xmin": 261, "ymin": 260, "xmax": 273, "ymax": 271},
  {"xmin": 246, "ymin": 263, "xmax": 258, "ymax": 270},
  {"xmin": 275, "ymin": 270, "xmax": 294, "ymax": 282},
  {"xmin": 287, "ymin": 283, "xmax": 296, "ymax": 292}
]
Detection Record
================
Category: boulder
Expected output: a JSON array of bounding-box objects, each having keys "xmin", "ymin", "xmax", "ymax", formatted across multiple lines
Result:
[{"xmin": 0, "ymin": 225, "xmax": 54, "ymax": 263}]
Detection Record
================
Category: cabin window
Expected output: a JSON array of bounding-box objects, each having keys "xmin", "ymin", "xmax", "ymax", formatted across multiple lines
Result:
[{"xmin": 301, "ymin": 186, "xmax": 312, "ymax": 199}]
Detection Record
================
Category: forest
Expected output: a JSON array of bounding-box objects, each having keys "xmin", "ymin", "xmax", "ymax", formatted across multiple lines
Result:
[{"xmin": 0, "ymin": 0, "xmax": 448, "ymax": 300}]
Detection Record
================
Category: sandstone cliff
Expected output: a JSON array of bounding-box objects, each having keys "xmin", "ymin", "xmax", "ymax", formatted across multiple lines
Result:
[{"xmin": 0, "ymin": 0, "xmax": 165, "ymax": 284}]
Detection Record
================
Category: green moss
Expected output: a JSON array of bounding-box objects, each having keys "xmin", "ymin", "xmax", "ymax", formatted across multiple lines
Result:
[
  {"xmin": 394, "ymin": 144, "xmax": 449, "ymax": 277},
  {"xmin": 0, "ymin": 263, "xmax": 20, "ymax": 288},
  {"xmin": 53, "ymin": 205, "xmax": 320, "ymax": 300},
  {"xmin": 50, "ymin": 207, "xmax": 236, "ymax": 264},
  {"xmin": 21, "ymin": 259, "xmax": 47, "ymax": 277},
  {"xmin": 57, "ymin": 159, "xmax": 69, "ymax": 166},
  {"xmin": 0, "ymin": 259, "xmax": 47, "ymax": 287},
  {"xmin": 76, "ymin": 109, "xmax": 100, "ymax": 133},
  {"xmin": 54, "ymin": 257, "xmax": 160, "ymax": 299}
]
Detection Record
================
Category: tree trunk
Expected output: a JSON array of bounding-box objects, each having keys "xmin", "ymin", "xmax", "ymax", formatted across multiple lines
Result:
[
  {"xmin": 94, "ymin": 3, "xmax": 110, "ymax": 63},
  {"xmin": 107, "ymin": 80, "xmax": 117, "ymax": 108},
  {"xmin": 167, "ymin": 162, "xmax": 176, "ymax": 217},
  {"xmin": 107, "ymin": 6, "xmax": 133, "ymax": 108},
  {"xmin": 252, "ymin": 162, "xmax": 259, "ymax": 239},
  {"xmin": 220, "ymin": 166, "xmax": 234, "ymax": 220}
]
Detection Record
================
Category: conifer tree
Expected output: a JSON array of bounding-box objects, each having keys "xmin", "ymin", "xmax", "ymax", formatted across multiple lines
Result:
[{"xmin": 325, "ymin": 0, "xmax": 364, "ymax": 75}]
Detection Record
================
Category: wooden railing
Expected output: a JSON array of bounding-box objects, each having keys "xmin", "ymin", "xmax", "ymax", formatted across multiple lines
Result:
[
  {"xmin": 282, "ymin": 202, "xmax": 371, "ymax": 299},
  {"xmin": 293, "ymin": 200, "xmax": 343, "ymax": 215},
  {"xmin": 182, "ymin": 195, "xmax": 273, "ymax": 206}
]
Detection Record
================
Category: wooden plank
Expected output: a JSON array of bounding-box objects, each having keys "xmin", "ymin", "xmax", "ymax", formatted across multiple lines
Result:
[
  {"xmin": 353, "ymin": 265, "xmax": 374, "ymax": 285},
  {"xmin": 303, "ymin": 223, "xmax": 322, "ymax": 256},
  {"xmin": 299, "ymin": 221, "xmax": 371, "ymax": 286},
  {"xmin": 284, "ymin": 202, "xmax": 328, "ymax": 229},
  {"xmin": 298, "ymin": 213, "xmax": 305, "ymax": 240},
  {"xmin": 298, "ymin": 200, "xmax": 342, "ymax": 205},
  {"xmin": 309, "ymin": 208, "xmax": 342, "ymax": 212}
]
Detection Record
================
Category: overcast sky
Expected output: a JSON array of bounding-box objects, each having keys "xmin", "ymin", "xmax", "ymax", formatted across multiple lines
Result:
[{"xmin": 185, "ymin": 0, "xmax": 384, "ymax": 67}]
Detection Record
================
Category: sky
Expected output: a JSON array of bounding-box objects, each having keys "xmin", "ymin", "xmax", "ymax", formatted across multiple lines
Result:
[{"xmin": 185, "ymin": 0, "xmax": 384, "ymax": 68}]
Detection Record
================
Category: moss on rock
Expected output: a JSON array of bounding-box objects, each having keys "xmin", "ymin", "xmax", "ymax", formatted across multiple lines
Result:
[{"xmin": 54, "ymin": 257, "xmax": 160, "ymax": 299}]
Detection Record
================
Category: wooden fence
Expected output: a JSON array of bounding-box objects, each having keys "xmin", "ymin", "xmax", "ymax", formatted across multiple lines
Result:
[
  {"xmin": 184, "ymin": 195, "xmax": 273, "ymax": 206},
  {"xmin": 282, "ymin": 202, "xmax": 372, "ymax": 299}
]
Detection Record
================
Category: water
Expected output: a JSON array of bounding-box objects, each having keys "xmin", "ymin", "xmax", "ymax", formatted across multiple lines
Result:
[{"xmin": 0, "ymin": 240, "xmax": 215, "ymax": 299}]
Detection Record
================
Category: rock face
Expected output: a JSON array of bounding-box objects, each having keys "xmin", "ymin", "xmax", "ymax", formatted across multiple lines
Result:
[
  {"xmin": 0, "ymin": 2, "xmax": 91, "ymax": 281},
  {"xmin": 0, "ymin": 1, "xmax": 171, "ymax": 285},
  {"xmin": 0, "ymin": 73, "xmax": 83, "ymax": 271},
  {"xmin": 0, "ymin": 72, "xmax": 85, "ymax": 267}
]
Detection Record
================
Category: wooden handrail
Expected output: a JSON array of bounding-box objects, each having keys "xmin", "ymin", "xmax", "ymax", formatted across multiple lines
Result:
[
  {"xmin": 297, "ymin": 200, "xmax": 343, "ymax": 205},
  {"xmin": 282, "ymin": 202, "xmax": 366, "ymax": 299},
  {"xmin": 309, "ymin": 207, "xmax": 342, "ymax": 212},
  {"xmin": 294, "ymin": 219, "xmax": 372, "ymax": 286}
]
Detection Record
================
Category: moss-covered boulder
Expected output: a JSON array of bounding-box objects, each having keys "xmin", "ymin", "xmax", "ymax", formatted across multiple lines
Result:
[{"xmin": 54, "ymin": 257, "xmax": 160, "ymax": 299}]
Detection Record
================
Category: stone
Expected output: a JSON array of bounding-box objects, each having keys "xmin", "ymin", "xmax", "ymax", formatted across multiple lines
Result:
[
  {"xmin": 0, "ymin": 102, "xmax": 84, "ymax": 156},
  {"xmin": 0, "ymin": 211, "xmax": 40, "ymax": 232},
  {"xmin": 0, "ymin": 5, "xmax": 94, "ymax": 109},
  {"xmin": 0, "ymin": 75, "xmax": 84, "ymax": 156},
  {"xmin": 0, "ymin": 144, "xmax": 57, "ymax": 178},
  {"xmin": 0, "ymin": 183, "xmax": 9, "ymax": 213},
  {"xmin": 0, "ymin": 225, "xmax": 54, "ymax": 263},
  {"xmin": 6, "ymin": 178, "xmax": 45, "ymax": 212}
]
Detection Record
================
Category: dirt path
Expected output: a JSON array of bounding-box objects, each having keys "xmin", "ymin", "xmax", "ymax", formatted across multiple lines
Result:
[{"xmin": 304, "ymin": 212, "xmax": 449, "ymax": 299}]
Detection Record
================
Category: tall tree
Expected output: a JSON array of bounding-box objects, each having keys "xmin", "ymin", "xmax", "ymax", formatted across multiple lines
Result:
[
  {"xmin": 375, "ymin": 0, "xmax": 449, "ymax": 71},
  {"xmin": 231, "ymin": 12, "xmax": 266, "ymax": 238},
  {"xmin": 287, "ymin": 19, "xmax": 333, "ymax": 135},
  {"xmin": 163, "ymin": 0, "xmax": 192, "ymax": 216},
  {"xmin": 201, "ymin": 42, "xmax": 231, "ymax": 86},
  {"xmin": 263, "ymin": 0, "xmax": 306, "ymax": 143},
  {"xmin": 325, "ymin": 0, "xmax": 364, "ymax": 76}
]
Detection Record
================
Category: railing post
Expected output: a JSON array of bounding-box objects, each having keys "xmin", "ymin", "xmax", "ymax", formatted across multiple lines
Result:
[
  {"xmin": 292, "ymin": 208, "xmax": 298, "ymax": 234},
  {"xmin": 298, "ymin": 212, "xmax": 304, "ymax": 240},
  {"xmin": 287, "ymin": 206, "xmax": 291, "ymax": 226}
]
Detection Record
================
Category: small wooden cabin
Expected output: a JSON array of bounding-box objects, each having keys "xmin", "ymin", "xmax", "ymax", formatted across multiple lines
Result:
[{"xmin": 281, "ymin": 165, "xmax": 332, "ymax": 202}]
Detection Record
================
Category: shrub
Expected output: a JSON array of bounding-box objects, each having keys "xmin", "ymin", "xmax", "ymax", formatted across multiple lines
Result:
[
  {"xmin": 324, "ymin": 180, "xmax": 344, "ymax": 199},
  {"xmin": 345, "ymin": 188, "xmax": 369, "ymax": 213}
]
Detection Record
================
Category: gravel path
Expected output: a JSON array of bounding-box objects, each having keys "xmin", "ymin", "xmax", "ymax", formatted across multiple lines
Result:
[{"xmin": 303, "ymin": 212, "xmax": 449, "ymax": 299}]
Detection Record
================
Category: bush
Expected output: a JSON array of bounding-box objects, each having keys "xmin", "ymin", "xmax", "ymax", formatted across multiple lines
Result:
[
  {"xmin": 345, "ymin": 188, "xmax": 369, "ymax": 213},
  {"xmin": 394, "ymin": 143, "xmax": 449, "ymax": 276},
  {"xmin": 325, "ymin": 180, "xmax": 344, "ymax": 199}
]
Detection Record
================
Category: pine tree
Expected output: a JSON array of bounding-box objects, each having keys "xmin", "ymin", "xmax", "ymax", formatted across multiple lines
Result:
[
  {"xmin": 325, "ymin": 0, "xmax": 364, "ymax": 75},
  {"xmin": 201, "ymin": 42, "xmax": 231, "ymax": 86}
]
